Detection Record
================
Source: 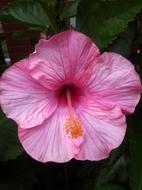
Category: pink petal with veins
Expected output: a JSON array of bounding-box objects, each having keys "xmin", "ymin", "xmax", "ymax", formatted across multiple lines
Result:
[
  {"xmin": 0, "ymin": 59, "xmax": 58, "ymax": 128},
  {"xmin": 86, "ymin": 52, "xmax": 142, "ymax": 114},
  {"xmin": 75, "ymin": 99, "xmax": 126, "ymax": 160},
  {"xmin": 18, "ymin": 107, "xmax": 83, "ymax": 163},
  {"xmin": 28, "ymin": 30, "xmax": 100, "ymax": 90}
]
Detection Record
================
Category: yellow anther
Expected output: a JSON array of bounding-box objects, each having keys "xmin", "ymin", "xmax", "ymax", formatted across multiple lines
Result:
[{"xmin": 64, "ymin": 116, "xmax": 83, "ymax": 138}]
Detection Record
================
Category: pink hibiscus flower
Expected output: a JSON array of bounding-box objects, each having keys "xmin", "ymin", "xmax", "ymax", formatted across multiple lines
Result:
[{"xmin": 0, "ymin": 31, "xmax": 141, "ymax": 163}]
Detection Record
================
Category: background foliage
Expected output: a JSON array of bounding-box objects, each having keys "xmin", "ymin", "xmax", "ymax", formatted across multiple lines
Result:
[{"xmin": 0, "ymin": 0, "xmax": 142, "ymax": 189}]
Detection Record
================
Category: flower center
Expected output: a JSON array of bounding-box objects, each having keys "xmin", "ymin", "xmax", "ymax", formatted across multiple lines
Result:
[
  {"xmin": 58, "ymin": 83, "xmax": 84, "ymax": 107},
  {"xmin": 64, "ymin": 89, "xmax": 84, "ymax": 139}
]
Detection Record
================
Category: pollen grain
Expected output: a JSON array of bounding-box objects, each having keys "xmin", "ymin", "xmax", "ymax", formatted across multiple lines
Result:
[{"xmin": 64, "ymin": 116, "xmax": 84, "ymax": 139}]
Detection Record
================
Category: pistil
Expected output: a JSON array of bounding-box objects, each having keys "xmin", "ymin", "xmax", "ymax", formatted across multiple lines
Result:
[{"xmin": 64, "ymin": 89, "xmax": 83, "ymax": 139}]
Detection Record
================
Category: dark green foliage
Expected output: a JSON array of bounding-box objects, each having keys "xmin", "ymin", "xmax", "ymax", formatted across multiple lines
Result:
[
  {"xmin": 0, "ymin": 110, "xmax": 23, "ymax": 161},
  {"xmin": 95, "ymin": 184, "xmax": 127, "ymax": 190},
  {"xmin": 1, "ymin": 0, "xmax": 49, "ymax": 28},
  {"xmin": 107, "ymin": 22, "xmax": 137, "ymax": 58},
  {"xmin": 77, "ymin": 0, "xmax": 142, "ymax": 48},
  {"xmin": 12, "ymin": 27, "xmax": 44, "ymax": 39},
  {"xmin": 0, "ymin": 65, "xmax": 8, "ymax": 75},
  {"xmin": 60, "ymin": 0, "xmax": 80, "ymax": 20}
]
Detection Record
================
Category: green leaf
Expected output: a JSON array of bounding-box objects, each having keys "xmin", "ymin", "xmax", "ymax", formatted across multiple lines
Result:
[
  {"xmin": 60, "ymin": 0, "xmax": 80, "ymax": 20},
  {"xmin": 95, "ymin": 184, "xmax": 126, "ymax": 190},
  {"xmin": 108, "ymin": 22, "xmax": 137, "ymax": 58},
  {"xmin": 93, "ymin": 136, "xmax": 129, "ymax": 189},
  {"xmin": 0, "ymin": 65, "xmax": 8, "ymax": 75},
  {"xmin": 4, "ymin": 0, "xmax": 49, "ymax": 28},
  {"xmin": 77, "ymin": 0, "xmax": 142, "ymax": 48},
  {"xmin": 0, "ymin": 110, "xmax": 23, "ymax": 161},
  {"xmin": 94, "ymin": 155, "xmax": 129, "ymax": 188},
  {"xmin": 12, "ymin": 27, "xmax": 43, "ymax": 39},
  {"xmin": 0, "ymin": 10, "xmax": 14, "ymax": 21},
  {"xmin": 129, "ymin": 132, "xmax": 142, "ymax": 190},
  {"xmin": 135, "ymin": 34, "xmax": 142, "ymax": 44}
]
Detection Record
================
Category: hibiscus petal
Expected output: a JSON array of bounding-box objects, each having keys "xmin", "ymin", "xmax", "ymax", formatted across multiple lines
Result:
[
  {"xmin": 28, "ymin": 30, "xmax": 100, "ymax": 90},
  {"xmin": 0, "ymin": 59, "xmax": 58, "ymax": 128},
  {"xmin": 18, "ymin": 107, "xmax": 83, "ymax": 163},
  {"xmin": 87, "ymin": 52, "xmax": 142, "ymax": 114},
  {"xmin": 75, "ymin": 99, "xmax": 126, "ymax": 160}
]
